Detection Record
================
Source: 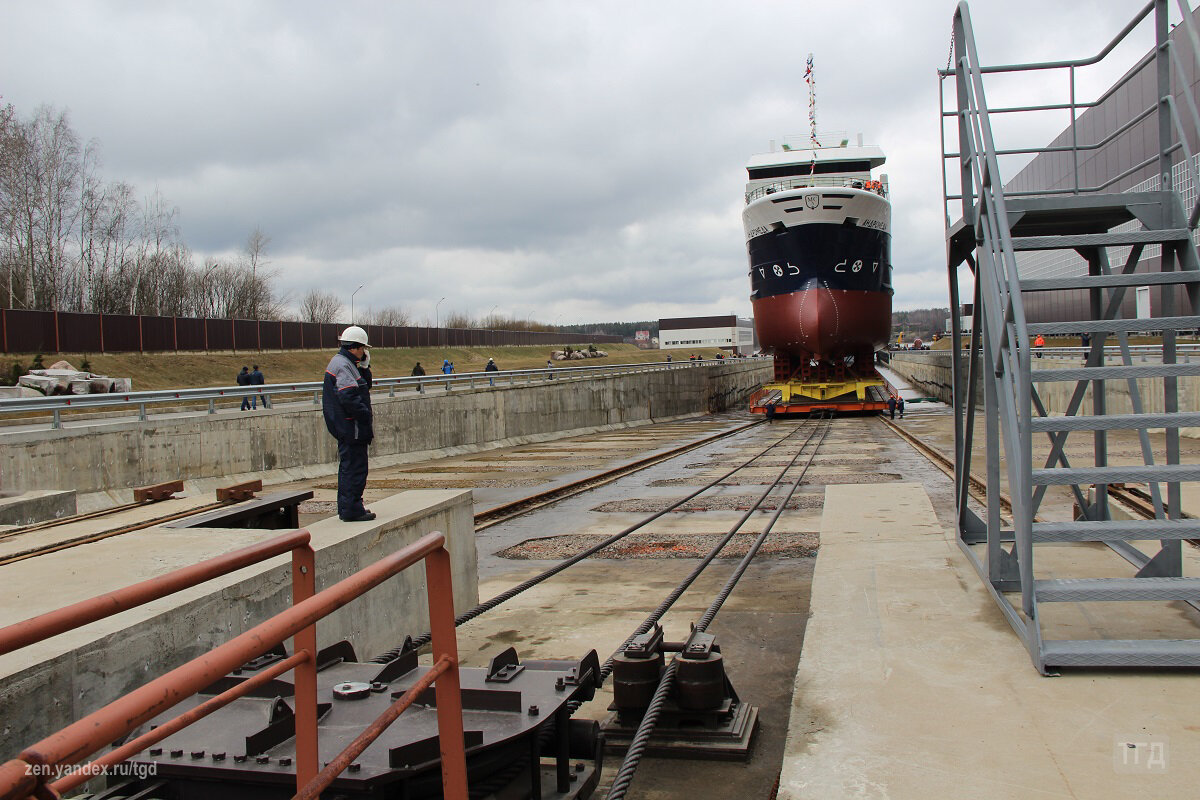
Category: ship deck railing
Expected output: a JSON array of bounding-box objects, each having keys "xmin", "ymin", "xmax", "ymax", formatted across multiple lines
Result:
[{"xmin": 745, "ymin": 176, "xmax": 888, "ymax": 204}]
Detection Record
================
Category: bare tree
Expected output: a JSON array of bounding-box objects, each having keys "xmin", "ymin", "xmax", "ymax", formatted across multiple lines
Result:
[
  {"xmin": 244, "ymin": 227, "xmax": 270, "ymax": 318},
  {"xmin": 443, "ymin": 310, "xmax": 476, "ymax": 329},
  {"xmin": 359, "ymin": 305, "xmax": 411, "ymax": 326},
  {"xmin": 299, "ymin": 289, "xmax": 343, "ymax": 323}
]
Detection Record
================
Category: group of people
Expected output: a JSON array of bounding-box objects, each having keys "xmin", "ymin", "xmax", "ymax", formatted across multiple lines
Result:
[
  {"xmin": 236, "ymin": 365, "xmax": 269, "ymax": 410},
  {"xmin": 887, "ymin": 395, "xmax": 905, "ymax": 419}
]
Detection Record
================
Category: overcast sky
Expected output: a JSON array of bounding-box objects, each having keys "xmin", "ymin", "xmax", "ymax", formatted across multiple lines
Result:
[{"xmin": 1, "ymin": 1, "xmax": 1177, "ymax": 325}]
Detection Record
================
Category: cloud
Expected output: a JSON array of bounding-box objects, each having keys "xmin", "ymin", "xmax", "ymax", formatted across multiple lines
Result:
[{"xmin": 1, "ymin": 0, "xmax": 1174, "ymax": 324}]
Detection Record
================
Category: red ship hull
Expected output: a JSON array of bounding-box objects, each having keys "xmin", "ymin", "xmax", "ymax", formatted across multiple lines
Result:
[{"xmin": 752, "ymin": 288, "xmax": 891, "ymax": 362}]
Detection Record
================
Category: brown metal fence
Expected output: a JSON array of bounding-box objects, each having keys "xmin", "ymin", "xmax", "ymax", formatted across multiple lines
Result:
[{"xmin": 0, "ymin": 309, "xmax": 621, "ymax": 354}]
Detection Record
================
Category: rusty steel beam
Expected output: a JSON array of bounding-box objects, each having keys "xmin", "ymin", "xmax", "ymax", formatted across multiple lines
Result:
[
  {"xmin": 132, "ymin": 480, "xmax": 184, "ymax": 503},
  {"xmin": 216, "ymin": 480, "xmax": 263, "ymax": 502},
  {"xmin": 0, "ymin": 529, "xmax": 312, "ymax": 658},
  {"xmin": 0, "ymin": 531, "xmax": 451, "ymax": 800}
]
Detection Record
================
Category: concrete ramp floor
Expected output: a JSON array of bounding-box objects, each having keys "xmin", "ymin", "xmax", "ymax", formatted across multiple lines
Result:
[{"xmin": 779, "ymin": 482, "xmax": 1197, "ymax": 799}]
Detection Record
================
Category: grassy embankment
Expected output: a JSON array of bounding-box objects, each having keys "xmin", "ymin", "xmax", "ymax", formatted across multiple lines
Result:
[{"xmin": 3, "ymin": 344, "xmax": 730, "ymax": 391}]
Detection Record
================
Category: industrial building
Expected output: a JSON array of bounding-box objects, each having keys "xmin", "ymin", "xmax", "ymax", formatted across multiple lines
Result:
[{"xmin": 657, "ymin": 315, "xmax": 756, "ymax": 354}]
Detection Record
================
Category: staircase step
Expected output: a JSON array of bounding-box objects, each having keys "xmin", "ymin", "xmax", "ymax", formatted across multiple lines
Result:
[
  {"xmin": 1011, "ymin": 228, "xmax": 1192, "ymax": 251},
  {"xmin": 1032, "ymin": 519, "xmax": 1200, "ymax": 541},
  {"xmin": 1021, "ymin": 271, "xmax": 1200, "ymax": 291},
  {"xmin": 1035, "ymin": 577, "xmax": 1200, "ymax": 602},
  {"xmin": 1032, "ymin": 464, "xmax": 1200, "ymax": 485},
  {"xmin": 1030, "ymin": 411, "xmax": 1200, "ymax": 432},
  {"xmin": 1031, "ymin": 315, "xmax": 1200, "ymax": 335},
  {"xmin": 1030, "ymin": 363, "xmax": 1200, "ymax": 382},
  {"xmin": 1042, "ymin": 638, "xmax": 1200, "ymax": 667}
]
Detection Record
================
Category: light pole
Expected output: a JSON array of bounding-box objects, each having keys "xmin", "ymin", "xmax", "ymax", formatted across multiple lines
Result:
[
  {"xmin": 350, "ymin": 284, "xmax": 364, "ymax": 323},
  {"xmin": 436, "ymin": 297, "xmax": 446, "ymax": 347}
]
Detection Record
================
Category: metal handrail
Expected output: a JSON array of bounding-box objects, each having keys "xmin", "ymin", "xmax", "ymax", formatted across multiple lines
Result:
[
  {"xmin": 939, "ymin": 0, "xmax": 1200, "ymax": 214},
  {"xmin": 3, "ymin": 357, "xmax": 770, "ymax": 430},
  {"xmin": 0, "ymin": 529, "xmax": 468, "ymax": 800}
]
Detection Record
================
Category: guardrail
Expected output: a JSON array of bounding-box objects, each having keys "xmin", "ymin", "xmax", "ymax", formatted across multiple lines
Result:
[
  {"xmin": 1, "ymin": 357, "xmax": 771, "ymax": 430},
  {"xmin": 0, "ymin": 529, "xmax": 468, "ymax": 800}
]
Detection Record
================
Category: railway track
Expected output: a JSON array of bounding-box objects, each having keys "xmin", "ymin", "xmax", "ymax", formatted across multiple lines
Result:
[{"xmin": 473, "ymin": 418, "xmax": 763, "ymax": 529}]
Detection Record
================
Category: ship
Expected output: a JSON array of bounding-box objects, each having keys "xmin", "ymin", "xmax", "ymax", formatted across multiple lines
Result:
[{"xmin": 743, "ymin": 133, "xmax": 894, "ymax": 413}]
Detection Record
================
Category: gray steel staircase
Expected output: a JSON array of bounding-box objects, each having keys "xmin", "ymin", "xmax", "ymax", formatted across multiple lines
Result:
[{"xmin": 941, "ymin": 1, "xmax": 1200, "ymax": 672}]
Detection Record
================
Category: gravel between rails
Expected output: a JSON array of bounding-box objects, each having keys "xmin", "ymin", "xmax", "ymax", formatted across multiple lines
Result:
[{"xmin": 498, "ymin": 531, "xmax": 820, "ymax": 560}]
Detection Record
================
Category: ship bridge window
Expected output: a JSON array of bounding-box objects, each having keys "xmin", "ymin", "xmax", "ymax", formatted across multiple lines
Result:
[{"xmin": 748, "ymin": 161, "xmax": 873, "ymax": 180}]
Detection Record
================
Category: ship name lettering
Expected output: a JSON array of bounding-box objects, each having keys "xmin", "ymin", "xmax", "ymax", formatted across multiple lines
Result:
[
  {"xmin": 834, "ymin": 259, "xmax": 847, "ymax": 273},
  {"xmin": 861, "ymin": 219, "xmax": 886, "ymax": 230}
]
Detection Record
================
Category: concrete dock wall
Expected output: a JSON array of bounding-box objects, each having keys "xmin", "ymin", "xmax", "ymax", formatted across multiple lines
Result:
[
  {"xmin": 888, "ymin": 350, "xmax": 1200, "ymax": 436},
  {"xmin": 0, "ymin": 490, "xmax": 477, "ymax": 762},
  {"xmin": 0, "ymin": 361, "xmax": 770, "ymax": 500}
]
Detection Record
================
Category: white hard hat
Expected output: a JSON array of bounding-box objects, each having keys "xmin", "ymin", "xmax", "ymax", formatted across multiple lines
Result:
[{"xmin": 339, "ymin": 325, "xmax": 371, "ymax": 347}]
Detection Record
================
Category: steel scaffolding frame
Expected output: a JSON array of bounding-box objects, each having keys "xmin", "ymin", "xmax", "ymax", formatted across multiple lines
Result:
[{"xmin": 941, "ymin": 0, "xmax": 1200, "ymax": 672}]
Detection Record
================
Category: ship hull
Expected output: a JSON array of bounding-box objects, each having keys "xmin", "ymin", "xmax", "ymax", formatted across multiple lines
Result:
[
  {"xmin": 751, "ymin": 288, "xmax": 891, "ymax": 360},
  {"xmin": 743, "ymin": 186, "xmax": 892, "ymax": 362}
]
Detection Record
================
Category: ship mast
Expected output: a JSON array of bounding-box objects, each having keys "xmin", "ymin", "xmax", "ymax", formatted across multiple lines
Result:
[{"xmin": 805, "ymin": 53, "xmax": 820, "ymax": 174}]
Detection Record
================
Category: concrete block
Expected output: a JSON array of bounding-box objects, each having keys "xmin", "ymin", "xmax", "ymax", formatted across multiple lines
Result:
[{"xmin": 0, "ymin": 490, "xmax": 76, "ymax": 525}]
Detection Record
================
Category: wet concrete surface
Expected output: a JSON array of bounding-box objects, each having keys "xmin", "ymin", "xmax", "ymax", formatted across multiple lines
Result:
[{"xmin": 279, "ymin": 401, "xmax": 1199, "ymax": 797}]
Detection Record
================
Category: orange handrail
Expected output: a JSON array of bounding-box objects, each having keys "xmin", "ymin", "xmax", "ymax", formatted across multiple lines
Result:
[
  {"xmin": 0, "ymin": 529, "xmax": 468, "ymax": 800},
  {"xmin": 0, "ymin": 528, "xmax": 312, "ymax": 656}
]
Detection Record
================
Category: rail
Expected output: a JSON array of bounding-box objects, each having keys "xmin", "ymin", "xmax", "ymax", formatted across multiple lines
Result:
[
  {"xmin": 3, "ymin": 357, "xmax": 770, "ymax": 430},
  {"xmin": 0, "ymin": 529, "xmax": 467, "ymax": 800},
  {"xmin": 939, "ymin": 1, "xmax": 1200, "ymax": 214}
]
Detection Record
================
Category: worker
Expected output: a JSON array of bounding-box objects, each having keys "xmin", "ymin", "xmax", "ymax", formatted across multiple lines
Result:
[
  {"xmin": 887, "ymin": 395, "xmax": 897, "ymax": 419},
  {"xmin": 411, "ymin": 362, "xmax": 425, "ymax": 376},
  {"xmin": 897, "ymin": 396, "xmax": 905, "ymax": 419},
  {"xmin": 484, "ymin": 358, "xmax": 498, "ymax": 372},
  {"xmin": 441, "ymin": 359, "xmax": 454, "ymax": 374},
  {"xmin": 322, "ymin": 325, "xmax": 375, "ymax": 522},
  {"xmin": 1034, "ymin": 333, "xmax": 1045, "ymax": 357}
]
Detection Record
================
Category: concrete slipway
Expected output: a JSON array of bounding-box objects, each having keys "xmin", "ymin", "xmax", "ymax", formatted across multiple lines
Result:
[{"xmin": 2, "ymin": 403, "xmax": 1198, "ymax": 798}]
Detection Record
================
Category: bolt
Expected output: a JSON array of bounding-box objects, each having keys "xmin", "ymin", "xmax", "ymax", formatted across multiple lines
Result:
[
  {"xmin": 349, "ymin": 763, "xmax": 362, "ymax": 773},
  {"xmin": 528, "ymin": 704, "xmax": 539, "ymax": 716},
  {"xmin": 256, "ymin": 755, "xmax": 270, "ymax": 764},
  {"xmin": 149, "ymin": 748, "xmax": 162, "ymax": 757},
  {"xmin": 234, "ymin": 755, "xmax": 248, "ymax": 763},
  {"xmin": 570, "ymin": 772, "xmax": 578, "ymax": 783},
  {"xmin": 279, "ymin": 757, "xmax": 292, "ymax": 767},
  {"xmin": 191, "ymin": 750, "xmax": 205, "ymax": 759},
  {"xmin": 575, "ymin": 762, "xmax": 585, "ymax": 773},
  {"xmin": 212, "ymin": 752, "xmax": 226, "ymax": 762},
  {"xmin": 555, "ymin": 677, "xmax": 565, "ymax": 690},
  {"xmin": 170, "ymin": 749, "xmax": 183, "ymax": 758},
  {"xmin": 370, "ymin": 682, "xmax": 387, "ymax": 692}
]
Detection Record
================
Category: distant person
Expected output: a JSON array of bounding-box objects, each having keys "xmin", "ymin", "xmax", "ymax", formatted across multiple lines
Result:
[
  {"xmin": 237, "ymin": 366, "xmax": 252, "ymax": 411},
  {"xmin": 666, "ymin": 353, "xmax": 672, "ymax": 363},
  {"xmin": 411, "ymin": 362, "xmax": 425, "ymax": 376},
  {"xmin": 441, "ymin": 359, "xmax": 454, "ymax": 375},
  {"xmin": 765, "ymin": 399, "xmax": 777, "ymax": 422},
  {"xmin": 322, "ymin": 326, "xmax": 375, "ymax": 523},
  {"xmin": 897, "ymin": 396, "xmax": 905, "ymax": 419},
  {"xmin": 1034, "ymin": 333, "xmax": 1045, "ymax": 357},
  {"xmin": 250, "ymin": 364, "xmax": 269, "ymax": 408},
  {"xmin": 887, "ymin": 395, "xmax": 897, "ymax": 419},
  {"xmin": 1081, "ymin": 332, "xmax": 1090, "ymax": 349},
  {"xmin": 484, "ymin": 358, "xmax": 498, "ymax": 372}
]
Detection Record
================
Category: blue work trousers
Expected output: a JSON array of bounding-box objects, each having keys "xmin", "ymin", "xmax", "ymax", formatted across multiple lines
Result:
[{"xmin": 336, "ymin": 440, "xmax": 370, "ymax": 519}]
